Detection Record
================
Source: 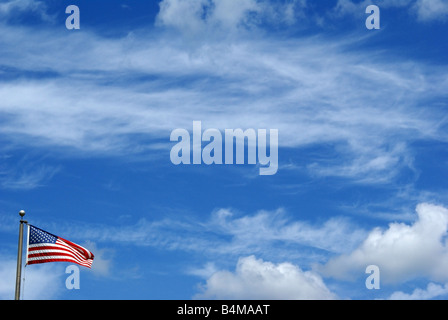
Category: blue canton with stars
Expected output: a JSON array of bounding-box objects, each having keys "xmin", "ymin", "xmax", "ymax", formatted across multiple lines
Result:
[{"xmin": 29, "ymin": 225, "xmax": 58, "ymax": 244}]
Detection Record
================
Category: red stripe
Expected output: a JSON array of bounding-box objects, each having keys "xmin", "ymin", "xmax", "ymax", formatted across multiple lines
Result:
[
  {"xmin": 28, "ymin": 252, "xmax": 82, "ymax": 259},
  {"xmin": 28, "ymin": 239, "xmax": 91, "ymax": 255},
  {"xmin": 56, "ymin": 242, "xmax": 90, "ymax": 259},
  {"xmin": 28, "ymin": 245, "xmax": 74, "ymax": 253},
  {"xmin": 29, "ymin": 246, "xmax": 89, "ymax": 263},
  {"xmin": 28, "ymin": 250, "xmax": 92, "ymax": 263},
  {"xmin": 27, "ymin": 253, "xmax": 93, "ymax": 264},
  {"xmin": 27, "ymin": 258, "xmax": 92, "ymax": 267},
  {"xmin": 59, "ymin": 238, "xmax": 93, "ymax": 259},
  {"xmin": 27, "ymin": 252, "xmax": 93, "ymax": 266},
  {"xmin": 28, "ymin": 245, "xmax": 93, "ymax": 268}
]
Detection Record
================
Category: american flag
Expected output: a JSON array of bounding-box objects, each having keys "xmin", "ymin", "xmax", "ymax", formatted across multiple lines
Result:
[{"xmin": 26, "ymin": 225, "xmax": 94, "ymax": 268}]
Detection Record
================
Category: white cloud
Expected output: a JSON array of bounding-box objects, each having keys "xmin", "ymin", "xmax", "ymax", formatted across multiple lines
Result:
[
  {"xmin": 332, "ymin": 0, "xmax": 412, "ymax": 17},
  {"xmin": 0, "ymin": 259, "xmax": 18, "ymax": 300},
  {"xmin": 0, "ymin": 0, "xmax": 53, "ymax": 22},
  {"xmin": 0, "ymin": 257, "xmax": 63, "ymax": 300},
  {"xmin": 0, "ymin": 1, "xmax": 446, "ymax": 190},
  {"xmin": 194, "ymin": 255, "xmax": 337, "ymax": 299},
  {"xmin": 389, "ymin": 282, "xmax": 448, "ymax": 300},
  {"xmin": 319, "ymin": 203, "xmax": 448, "ymax": 284},
  {"xmin": 206, "ymin": 208, "xmax": 365, "ymax": 254},
  {"xmin": 156, "ymin": 0, "xmax": 209, "ymax": 33},
  {"xmin": 0, "ymin": 24, "xmax": 446, "ymax": 185},
  {"xmin": 333, "ymin": 0, "xmax": 448, "ymax": 22},
  {"xmin": 19, "ymin": 203, "xmax": 448, "ymax": 299},
  {"xmin": 187, "ymin": 262, "xmax": 219, "ymax": 278},
  {"xmin": 413, "ymin": 0, "xmax": 448, "ymax": 21},
  {"xmin": 83, "ymin": 241, "xmax": 113, "ymax": 278},
  {"xmin": 156, "ymin": 0, "xmax": 262, "ymax": 35},
  {"xmin": 64, "ymin": 208, "xmax": 365, "ymax": 264},
  {"xmin": 155, "ymin": 0, "xmax": 308, "ymax": 35},
  {"xmin": 0, "ymin": 159, "xmax": 60, "ymax": 190}
]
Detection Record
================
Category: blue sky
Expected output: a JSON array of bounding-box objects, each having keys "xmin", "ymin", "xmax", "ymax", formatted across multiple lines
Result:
[{"xmin": 1, "ymin": 0, "xmax": 448, "ymax": 300}]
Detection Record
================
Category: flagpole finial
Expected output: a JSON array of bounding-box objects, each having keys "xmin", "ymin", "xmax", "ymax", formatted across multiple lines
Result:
[{"xmin": 19, "ymin": 210, "xmax": 25, "ymax": 218}]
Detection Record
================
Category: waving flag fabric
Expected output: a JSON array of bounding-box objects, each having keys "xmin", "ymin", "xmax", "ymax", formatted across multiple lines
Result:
[{"xmin": 26, "ymin": 225, "xmax": 94, "ymax": 268}]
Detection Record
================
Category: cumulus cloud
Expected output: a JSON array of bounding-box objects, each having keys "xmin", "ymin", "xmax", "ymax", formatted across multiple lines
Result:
[
  {"xmin": 194, "ymin": 255, "xmax": 337, "ymax": 300},
  {"xmin": 13, "ymin": 202, "xmax": 448, "ymax": 299},
  {"xmin": 319, "ymin": 203, "xmax": 448, "ymax": 284},
  {"xmin": 0, "ymin": 257, "xmax": 63, "ymax": 300},
  {"xmin": 389, "ymin": 282, "xmax": 448, "ymax": 300},
  {"xmin": 156, "ymin": 0, "xmax": 262, "ymax": 35},
  {"xmin": 0, "ymin": 259, "xmax": 19, "ymax": 300},
  {"xmin": 155, "ymin": 0, "xmax": 309, "ymax": 35}
]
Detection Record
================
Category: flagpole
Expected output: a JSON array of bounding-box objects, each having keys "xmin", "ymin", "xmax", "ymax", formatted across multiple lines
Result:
[{"xmin": 15, "ymin": 210, "xmax": 27, "ymax": 300}]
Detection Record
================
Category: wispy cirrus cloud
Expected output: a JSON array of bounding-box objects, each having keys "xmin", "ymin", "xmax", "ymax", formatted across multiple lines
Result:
[
  {"xmin": 44, "ymin": 207, "xmax": 365, "ymax": 266},
  {"xmin": 0, "ymin": 155, "xmax": 60, "ymax": 190},
  {"xmin": 0, "ymin": 0, "xmax": 446, "ymax": 221},
  {"xmin": 333, "ymin": 0, "xmax": 448, "ymax": 21},
  {"xmin": 0, "ymin": 20, "xmax": 447, "ymax": 185},
  {"xmin": 0, "ymin": 0, "xmax": 54, "ymax": 22},
  {"xmin": 413, "ymin": 0, "xmax": 448, "ymax": 21}
]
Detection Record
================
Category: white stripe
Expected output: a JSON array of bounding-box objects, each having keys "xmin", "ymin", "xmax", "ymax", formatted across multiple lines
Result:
[
  {"xmin": 28, "ymin": 254, "xmax": 92, "ymax": 264},
  {"xmin": 27, "ymin": 255, "xmax": 92, "ymax": 267},
  {"xmin": 27, "ymin": 254, "xmax": 92, "ymax": 266},
  {"xmin": 28, "ymin": 248, "xmax": 74, "ymax": 255},
  {"xmin": 29, "ymin": 241, "xmax": 92, "ymax": 261},
  {"xmin": 29, "ymin": 244, "xmax": 84, "ymax": 261},
  {"xmin": 56, "ymin": 242, "xmax": 88, "ymax": 260},
  {"xmin": 28, "ymin": 250, "xmax": 91, "ymax": 265},
  {"xmin": 28, "ymin": 245, "xmax": 93, "ymax": 265},
  {"xmin": 56, "ymin": 239, "xmax": 92, "ymax": 258}
]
